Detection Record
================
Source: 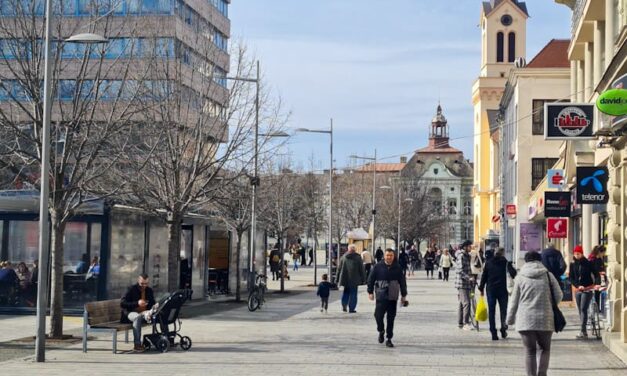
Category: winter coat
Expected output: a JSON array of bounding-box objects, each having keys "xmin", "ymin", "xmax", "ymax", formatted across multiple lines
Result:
[
  {"xmin": 541, "ymin": 247, "xmax": 566, "ymax": 281},
  {"xmin": 587, "ymin": 255, "xmax": 605, "ymax": 285},
  {"xmin": 337, "ymin": 252, "xmax": 366, "ymax": 288},
  {"xmin": 506, "ymin": 261, "xmax": 562, "ymax": 332},
  {"xmin": 478, "ymin": 255, "xmax": 517, "ymax": 295},
  {"xmin": 398, "ymin": 251, "xmax": 409, "ymax": 268},
  {"xmin": 375, "ymin": 248, "xmax": 384, "ymax": 262},
  {"xmin": 454, "ymin": 251, "xmax": 473, "ymax": 290},
  {"xmin": 424, "ymin": 251, "xmax": 436, "ymax": 271},
  {"xmin": 317, "ymin": 281, "xmax": 332, "ymax": 298},
  {"xmin": 440, "ymin": 254, "xmax": 452, "ymax": 268},
  {"xmin": 569, "ymin": 257, "xmax": 598, "ymax": 289},
  {"xmin": 361, "ymin": 250, "xmax": 373, "ymax": 265},
  {"xmin": 120, "ymin": 284, "xmax": 155, "ymax": 323},
  {"xmin": 367, "ymin": 261, "xmax": 407, "ymax": 301}
]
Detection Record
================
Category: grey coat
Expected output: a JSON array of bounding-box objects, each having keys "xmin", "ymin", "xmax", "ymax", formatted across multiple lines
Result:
[
  {"xmin": 337, "ymin": 252, "xmax": 366, "ymax": 288},
  {"xmin": 506, "ymin": 261, "xmax": 563, "ymax": 332}
]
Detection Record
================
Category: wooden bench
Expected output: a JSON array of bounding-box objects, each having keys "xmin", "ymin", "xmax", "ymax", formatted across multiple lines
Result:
[{"xmin": 82, "ymin": 299, "xmax": 131, "ymax": 354}]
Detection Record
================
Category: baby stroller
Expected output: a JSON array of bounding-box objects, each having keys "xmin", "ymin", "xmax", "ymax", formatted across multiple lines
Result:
[{"xmin": 142, "ymin": 289, "xmax": 192, "ymax": 353}]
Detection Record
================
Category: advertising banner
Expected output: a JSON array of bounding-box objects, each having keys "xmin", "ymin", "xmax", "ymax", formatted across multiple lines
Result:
[
  {"xmin": 544, "ymin": 191, "xmax": 571, "ymax": 217},
  {"xmin": 520, "ymin": 223, "xmax": 542, "ymax": 252},
  {"xmin": 577, "ymin": 167, "xmax": 609, "ymax": 204},
  {"xmin": 544, "ymin": 103, "xmax": 595, "ymax": 140},
  {"xmin": 547, "ymin": 218, "xmax": 568, "ymax": 239},
  {"xmin": 547, "ymin": 169, "xmax": 566, "ymax": 189}
]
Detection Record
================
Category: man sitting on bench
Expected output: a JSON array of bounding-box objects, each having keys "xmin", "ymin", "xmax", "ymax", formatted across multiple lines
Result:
[{"xmin": 121, "ymin": 273, "xmax": 155, "ymax": 352}]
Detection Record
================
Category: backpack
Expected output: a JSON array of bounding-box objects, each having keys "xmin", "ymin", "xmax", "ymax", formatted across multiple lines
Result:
[{"xmin": 272, "ymin": 254, "xmax": 280, "ymax": 263}]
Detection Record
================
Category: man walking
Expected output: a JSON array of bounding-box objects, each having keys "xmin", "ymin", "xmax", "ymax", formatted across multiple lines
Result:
[
  {"xmin": 541, "ymin": 242, "xmax": 566, "ymax": 288},
  {"xmin": 455, "ymin": 240, "xmax": 474, "ymax": 330},
  {"xmin": 337, "ymin": 244, "xmax": 366, "ymax": 313},
  {"xmin": 120, "ymin": 274, "xmax": 155, "ymax": 352},
  {"xmin": 479, "ymin": 247, "xmax": 517, "ymax": 340},
  {"xmin": 368, "ymin": 248, "xmax": 407, "ymax": 348},
  {"xmin": 375, "ymin": 246, "xmax": 384, "ymax": 263}
]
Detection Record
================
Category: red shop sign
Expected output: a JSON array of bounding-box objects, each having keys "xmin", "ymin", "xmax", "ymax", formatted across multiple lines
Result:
[
  {"xmin": 547, "ymin": 218, "xmax": 568, "ymax": 239},
  {"xmin": 505, "ymin": 204, "xmax": 517, "ymax": 215}
]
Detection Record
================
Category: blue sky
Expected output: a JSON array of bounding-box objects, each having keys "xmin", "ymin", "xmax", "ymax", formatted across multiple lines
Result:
[{"xmin": 230, "ymin": 0, "xmax": 572, "ymax": 171}]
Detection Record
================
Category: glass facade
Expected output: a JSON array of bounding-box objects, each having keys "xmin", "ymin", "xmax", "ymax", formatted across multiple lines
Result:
[
  {"xmin": 109, "ymin": 214, "xmax": 145, "ymax": 299},
  {"xmin": 147, "ymin": 223, "xmax": 168, "ymax": 296}
]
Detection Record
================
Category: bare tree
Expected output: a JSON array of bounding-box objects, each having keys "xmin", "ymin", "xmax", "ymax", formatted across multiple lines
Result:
[{"xmin": 0, "ymin": 3, "xmax": 150, "ymax": 338}]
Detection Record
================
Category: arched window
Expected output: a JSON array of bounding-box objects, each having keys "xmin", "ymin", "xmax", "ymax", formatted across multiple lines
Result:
[
  {"xmin": 508, "ymin": 32, "xmax": 516, "ymax": 62},
  {"xmin": 496, "ymin": 32, "xmax": 504, "ymax": 62}
]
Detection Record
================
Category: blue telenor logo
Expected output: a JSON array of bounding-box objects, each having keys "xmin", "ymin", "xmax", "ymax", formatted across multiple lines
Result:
[{"xmin": 580, "ymin": 169, "xmax": 606, "ymax": 192}]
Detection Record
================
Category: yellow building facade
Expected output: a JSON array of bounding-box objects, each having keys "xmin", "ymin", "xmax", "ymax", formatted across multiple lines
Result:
[{"xmin": 472, "ymin": 0, "xmax": 528, "ymax": 243}]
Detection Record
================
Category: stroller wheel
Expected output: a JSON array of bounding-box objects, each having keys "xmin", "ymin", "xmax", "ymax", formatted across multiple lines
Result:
[
  {"xmin": 142, "ymin": 339, "xmax": 151, "ymax": 351},
  {"xmin": 156, "ymin": 336, "xmax": 170, "ymax": 353},
  {"xmin": 180, "ymin": 336, "xmax": 192, "ymax": 351}
]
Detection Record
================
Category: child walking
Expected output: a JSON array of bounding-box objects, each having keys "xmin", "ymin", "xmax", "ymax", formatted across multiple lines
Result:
[{"xmin": 317, "ymin": 274, "xmax": 332, "ymax": 313}]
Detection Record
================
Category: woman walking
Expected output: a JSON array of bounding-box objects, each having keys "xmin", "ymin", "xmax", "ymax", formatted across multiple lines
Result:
[
  {"xmin": 570, "ymin": 245, "xmax": 599, "ymax": 339},
  {"xmin": 507, "ymin": 251, "xmax": 562, "ymax": 376},
  {"xmin": 423, "ymin": 247, "xmax": 436, "ymax": 279},
  {"xmin": 440, "ymin": 249, "xmax": 453, "ymax": 281}
]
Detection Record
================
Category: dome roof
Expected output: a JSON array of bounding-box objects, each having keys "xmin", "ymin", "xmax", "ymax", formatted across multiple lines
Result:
[{"xmin": 431, "ymin": 104, "xmax": 447, "ymax": 125}]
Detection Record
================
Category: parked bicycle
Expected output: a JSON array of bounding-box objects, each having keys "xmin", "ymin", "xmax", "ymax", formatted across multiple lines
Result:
[
  {"xmin": 247, "ymin": 273, "xmax": 268, "ymax": 312},
  {"xmin": 587, "ymin": 284, "xmax": 607, "ymax": 340}
]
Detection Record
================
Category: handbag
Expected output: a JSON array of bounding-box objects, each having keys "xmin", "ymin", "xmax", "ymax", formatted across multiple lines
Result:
[
  {"xmin": 506, "ymin": 262, "xmax": 514, "ymax": 294},
  {"xmin": 547, "ymin": 273, "xmax": 566, "ymax": 333}
]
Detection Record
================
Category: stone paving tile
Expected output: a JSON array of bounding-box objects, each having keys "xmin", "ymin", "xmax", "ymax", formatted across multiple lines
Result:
[{"xmin": 0, "ymin": 267, "xmax": 625, "ymax": 375}]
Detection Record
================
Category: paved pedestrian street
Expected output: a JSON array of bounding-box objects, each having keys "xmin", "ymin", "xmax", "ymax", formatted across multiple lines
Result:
[{"xmin": 1, "ymin": 268, "xmax": 625, "ymax": 375}]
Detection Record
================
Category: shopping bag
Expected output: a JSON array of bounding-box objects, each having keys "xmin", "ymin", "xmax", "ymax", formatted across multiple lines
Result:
[{"xmin": 475, "ymin": 296, "xmax": 488, "ymax": 322}]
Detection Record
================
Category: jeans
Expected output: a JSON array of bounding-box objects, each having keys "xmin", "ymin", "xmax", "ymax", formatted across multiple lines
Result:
[
  {"xmin": 576, "ymin": 290, "xmax": 593, "ymax": 333},
  {"xmin": 519, "ymin": 330, "xmax": 553, "ymax": 376},
  {"xmin": 374, "ymin": 299, "xmax": 397, "ymax": 339},
  {"xmin": 320, "ymin": 296, "xmax": 328, "ymax": 310},
  {"xmin": 457, "ymin": 288, "xmax": 471, "ymax": 326},
  {"xmin": 128, "ymin": 312, "xmax": 146, "ymax": 346},
  {"xmin": 442, "ymin": 267, "xmax": 450, "ymax": 281},
  {"xmin": 341, "ymin": 286, "xmax": 358, "ymax": 312},
  {"xmin": 487, "ymin": 290, "xmax": 508, "ymax": 334},
  {"xmin": 293, "ymin": 260, "xmax": 299, "ymax": 271}
]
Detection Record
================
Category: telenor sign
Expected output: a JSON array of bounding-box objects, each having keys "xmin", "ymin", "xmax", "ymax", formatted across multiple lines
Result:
[{"xmin": 596, "ymin": 89, "xmax": 627, "ymax": 116}]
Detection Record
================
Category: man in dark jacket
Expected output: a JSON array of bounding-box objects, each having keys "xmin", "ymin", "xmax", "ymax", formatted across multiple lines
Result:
[
  {"xmin": 337, "ymin": 244, "xmax": 366, "ymax": 313},
  {"xmin": 541, "ymin": 243, "xmax": 566, "ymax": 287},
  {"xmin": 375, "ymin": 246, "xmax": 384, "ymax": 263},
  {"xmin": 121, "ymin": 274, "xmax": 155, "ymax": 352},
  {"xmin": 479, "ymin": 247, "xmax": 517, "ymax": 340},
  {"xmin": 570, "ymin": 245, "xmax": 599, "ymax": 339},
  {"xmin": 368, "ymin": 249, "xmax": 407, "ymax": 348}
]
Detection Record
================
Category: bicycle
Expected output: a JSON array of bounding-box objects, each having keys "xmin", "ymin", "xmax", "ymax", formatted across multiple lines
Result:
[
  {"xmin": 247, "ymin": 273, "xmax": 267, "ymax": 312},
  {"xmin": 587, "ymin": 285, "xmax": 607, "ymax": 340}
]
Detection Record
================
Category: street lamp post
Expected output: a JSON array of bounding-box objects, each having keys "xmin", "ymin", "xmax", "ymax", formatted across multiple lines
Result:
[
  {"xmin": 381, "ymin": 184, "xmax": 413, "ymax": 252},
  {"xmin": 296, "ymin": 120, "xmax": 333, "ymax": 285},
  {"xmin": 34, "ymin": 2, "xmax": 108, "ymax": 360},
  {"xmin": 350, "ymin": 150, "xmax": 377, "ymax": 256}
]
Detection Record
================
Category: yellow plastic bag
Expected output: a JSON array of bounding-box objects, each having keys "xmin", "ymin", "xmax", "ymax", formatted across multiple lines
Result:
[{"xmin": 475, "ymin": 296, "xmax": 488, "ymax": 322}]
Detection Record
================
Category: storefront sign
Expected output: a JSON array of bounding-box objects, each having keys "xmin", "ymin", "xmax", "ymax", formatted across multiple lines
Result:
[
  {"xmin": 577, "ymin": 167, "xmax": 609, "ymax": 204},
  {"xmin": 547, "ymin": 169, "xmax": 566, "ymax": 189},
  {"xmin": 596, "ymin": 89, "xmax": 627, "ymax": 116},
  {"xmin": 520, "ymin": 223, "xmax": 542, "ymax": 252},
  {"xmin": 547, "ymin": 218, "xmax": 568, "ymax": 239},
  {"xmin": 505, "ymin": 204, "xmax": 516, "ymax": 215},
  {"xmin": 544, "ymin": 103, "xmax": 595, "ymax": 140},
  {"xmin": 544, "ymin": 191, "xmax": 571, "ymax": 217}
]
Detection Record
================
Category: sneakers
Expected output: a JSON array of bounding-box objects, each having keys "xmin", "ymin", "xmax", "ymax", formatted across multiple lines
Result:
[
  {"xmin": 576, "ymin": 332, "xmax": 588, "ymax": 339},
  {"xmin": 378, "ymin": 332, "xmax": 385, "ymax": 344},
  {"xmin": 385, "ymin": 339, "xmax": 394, "ymax": 348},
  {"xmin": 462, "ymin": 324, "xmax": 473, "ymax": 331}
]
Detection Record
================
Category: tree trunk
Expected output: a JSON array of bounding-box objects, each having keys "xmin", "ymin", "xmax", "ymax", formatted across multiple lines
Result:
[
  {"xmin": 49, "ymin": 209, "xmax": 66, "ymax": 339},
  {"xmin": 235, "ymin": 231, "xmax": 242, "ymax": 302},
  {"xmin": 166, "ymin": 211, "xmax": 182, "ymax": 293}
]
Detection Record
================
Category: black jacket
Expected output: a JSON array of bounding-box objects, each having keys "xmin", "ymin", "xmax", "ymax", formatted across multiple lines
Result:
[
  {"xmin": 375, "ymin": 248, "xmax": 384, "ymax": 262},
  {"xmin": 120, "ymin": 284, "xmax": 155, "ymax": 323},
  {"xmin": 317, "ymin": 281, "xmax": 331, "ymax": 298},
  {"xmin": 569, "ymin": 257, "xmax": 598, "ymax": 288},
  {"xmin": 541, "ymin": 247, "xmax": 566, "ymax": 281},
  {"xmin": 367, "ymin": 261, "xmax": 407, "ymax": 300},
  {"xmin": 478, "ymin": 255, "xmax": 517, "ymax": 294}
]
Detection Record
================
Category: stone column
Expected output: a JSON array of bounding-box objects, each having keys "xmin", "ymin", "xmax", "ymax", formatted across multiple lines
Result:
[
  {"xmin": 584, "ymin": 42, "xmax": 593, "ymax": 100},
  {"xmin": 606, "ymin": 0, "xmax": 616, "ymax": 69},
  {"xmin": 594, "ymin": 21, "xmax": 604, "ymax": 86}
]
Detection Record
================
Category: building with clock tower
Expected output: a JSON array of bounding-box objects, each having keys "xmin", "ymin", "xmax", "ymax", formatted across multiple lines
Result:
[{"xmin": 472, "ymin": 0, "xmax": 528, "ymax": 244}]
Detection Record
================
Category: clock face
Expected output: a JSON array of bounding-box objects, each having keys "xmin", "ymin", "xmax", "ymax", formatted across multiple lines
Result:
[{"xmin": 501, "ymin": 14, "xmax": 513, "ymax": 26}]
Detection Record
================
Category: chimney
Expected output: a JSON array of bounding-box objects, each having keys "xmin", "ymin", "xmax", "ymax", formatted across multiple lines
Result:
[{"xmin": 400, "ymin": 156, "xmax": 407, "ymax": 163}]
